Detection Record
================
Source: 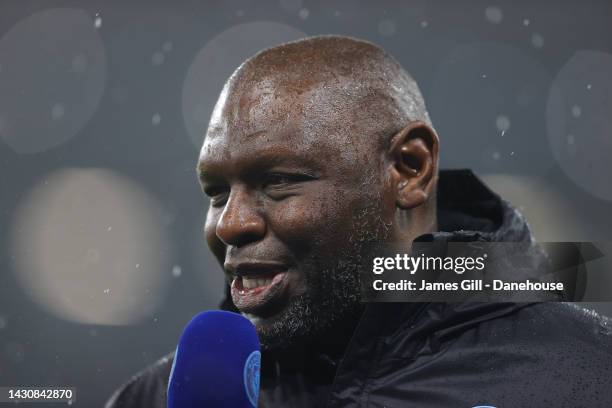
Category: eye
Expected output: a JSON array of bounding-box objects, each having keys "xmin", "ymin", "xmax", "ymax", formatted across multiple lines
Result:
[
  {"xmin": 262, "ymin": 173, "xmax": 294, "ymax": 188},
  {"xmin": 262, "ymin": 172, "xmax": 314, "ymax": 189},
  {"xmin": 204, "ymin": 185, "xmax": 229, "ymax": 207}
]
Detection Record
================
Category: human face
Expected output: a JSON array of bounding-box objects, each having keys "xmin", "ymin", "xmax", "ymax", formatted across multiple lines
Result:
[{"xmin": 197, "ymin": 78, "xmax": 393, "ymax": 349}]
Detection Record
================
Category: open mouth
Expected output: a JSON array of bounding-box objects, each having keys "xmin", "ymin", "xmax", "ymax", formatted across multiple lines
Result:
[{"xmin": 228, "ymin": 263, "xmax": 291, "ymax": 316}]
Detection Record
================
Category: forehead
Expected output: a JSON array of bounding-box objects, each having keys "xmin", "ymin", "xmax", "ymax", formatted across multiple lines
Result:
[{"xmin": 198, "ymin": 75, "xmax": 365, "ymax": 169}]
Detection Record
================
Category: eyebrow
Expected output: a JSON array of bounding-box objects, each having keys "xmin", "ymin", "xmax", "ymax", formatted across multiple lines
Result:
[{"xmin": 197, "ymin": 145, "xmax": 322, "ymax": 182}]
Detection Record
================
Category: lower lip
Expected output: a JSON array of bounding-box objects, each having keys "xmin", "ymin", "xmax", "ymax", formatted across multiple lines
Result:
[{"xmin": 230, "ymin": 271, "xmax": 289, "ymax": 315}]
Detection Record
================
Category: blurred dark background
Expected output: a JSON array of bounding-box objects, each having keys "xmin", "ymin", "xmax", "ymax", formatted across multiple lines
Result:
[{"xmin": 1, "ymin": 0, "xmax": 611, "ymax": 406}]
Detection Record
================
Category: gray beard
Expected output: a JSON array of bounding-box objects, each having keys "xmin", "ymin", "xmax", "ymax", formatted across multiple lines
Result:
[{"xmin": 257, "ymin": 194, "xmax": 392, "ymax": 352}]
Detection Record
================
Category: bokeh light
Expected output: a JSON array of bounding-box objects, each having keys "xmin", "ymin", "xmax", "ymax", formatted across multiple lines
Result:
[
  {"xmin": 0, "ymin": 8, "xmax": 106, "ymax": 154},
  {"xmin": 10, "ymin": 168, "xmax": 172, "ymax": 325},
  {"xmin": 182, "ymin": 21, "xmax": 306, "ymax": 148},
  {"xmin": 546, "ymin": 50, "xmax": 612, "ymax": 202}
]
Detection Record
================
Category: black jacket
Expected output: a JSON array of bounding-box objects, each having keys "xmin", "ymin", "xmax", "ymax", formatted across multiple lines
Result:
[{"xmin": 106, "ymin": 170, "xmax": 612, "ymax": 407}]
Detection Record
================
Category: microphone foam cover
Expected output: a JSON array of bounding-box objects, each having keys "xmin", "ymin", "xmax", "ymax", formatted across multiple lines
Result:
[{"xmin": 167, "ymin": 310, "xmax": 261, "ymax": 408}]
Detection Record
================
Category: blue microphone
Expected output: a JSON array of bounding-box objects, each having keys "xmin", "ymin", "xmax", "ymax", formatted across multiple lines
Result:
[{"xmin": 167, "ymin": 310, "xmax": 261, "ymax": 408}]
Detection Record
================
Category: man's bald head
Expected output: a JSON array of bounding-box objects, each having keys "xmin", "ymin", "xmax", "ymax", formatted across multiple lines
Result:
[{"xmin": 208, "ymin": 35, "xmax": 432, "ymax": 153}]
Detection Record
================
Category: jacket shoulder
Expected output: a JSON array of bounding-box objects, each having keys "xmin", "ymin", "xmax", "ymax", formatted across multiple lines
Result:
[
  {"xmin": 105, "ymin": 353, "xmax": 174, "ymax": 408},
  {"xmin": 511, "ymin": 303, "xmax": 612, "ymax": 350}
]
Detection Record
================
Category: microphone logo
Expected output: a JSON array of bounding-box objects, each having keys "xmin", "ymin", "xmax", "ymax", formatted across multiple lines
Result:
[{"xmin": 243, "ymin": 350, "xmax": 261, "ymax": 407}]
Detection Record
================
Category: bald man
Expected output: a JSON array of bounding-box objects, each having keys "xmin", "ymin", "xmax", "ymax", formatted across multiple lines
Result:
[{"xmin": 106, "ymin": 36, "xmax": 612, "ymax": 407}]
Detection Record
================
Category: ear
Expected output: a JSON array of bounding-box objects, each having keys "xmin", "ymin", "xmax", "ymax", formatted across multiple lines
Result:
[{"xmin": 389, "ymin": 121, "xmax": 439, "ymax": 209}]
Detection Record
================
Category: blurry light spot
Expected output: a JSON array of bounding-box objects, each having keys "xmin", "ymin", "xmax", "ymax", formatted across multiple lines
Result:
[
  {"xmin": 587, "ymin": 84, "xmax": 592, "ymax": 90},
  {"xmin": 492, "ymin": 151, "xmax": 500, "ymax": 160},
  {"xmin": 107, "ymin": 226, "xmax": 112, "ymax": 231},
  {"xmin": 51, "ymin": 103, "xmax": 65, "ymax": 120},
  {"xmin": 420, "ymin": 21, "xmax": 428, "ymax": 28},
  {"xmin": 152, "ymin": 52, "xmax": 165, "ymax": 66},
  {"xmin": 378, "ymin": 19, "xmax": 396, "ymax": 37},
  {"xmin": 172, "ymin": 265, "xmax": 182, "ymax": 278},
  {"xmin": 485, "ymin": 6, "xmax": 503, "ymax": 24},
  {"xmin": 236, "ymin": 10, "xmax": 245, "ymax": 17},
  {"xmin": 94, "ymin": 15, "xmax": 102, "ymax": 29},
  {"xmin": 0, "ymin": 316, "xmax": 6, "ymax": 330},
  {"xmin": 152, "ymin": 113, "xmax": 161, "ymax": 125},
  {"xmin": 162, "ymin": 41, "xmax": 173, "ymax": 52},
  {"xmin": 571, "ymin": 104, "xmax": 582, "ymax": 118},
  {"xmin": 523, "ymin": 19, "xmax": 530, "ymax": 26},
  {"xmin": 9, "ymin": 168, "xmax": 172, "ymax": 325},
  {"xmin": 531, "ymin": 33, "xmax": 544, "ymax": 48},
  {"xmin": 510, "ymin": 151, "xmax": 515, "ymax": 156},
  {"xmin": 496, "ymin": 115, "xmax": 511, "ymax": 132},
  {"xmin": 0, "ymin": 8, "xmax": 106, "ymax": 153},
  {"xmin": 298, "ymin": 8, "xmax": 310, "ymax": 19}
]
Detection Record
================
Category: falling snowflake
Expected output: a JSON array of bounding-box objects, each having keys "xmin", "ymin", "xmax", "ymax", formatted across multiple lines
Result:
[
  {"xmin": 51, "ymin": 103, "xmax": 65, "ymax": 120},
  {"xmin": 94, "ymin": 13, "xmax": 102, "ymax": 28},
  {"xmin": 485, "ymin": 6, "xmax": 503, "ymax": 24},
  {"xmin": 495, "ymin": 115, "xmax": 511, "ymax": 132},
  {"xmin": 152, "ymin": 52, "xmax": 165, "ymax": 66},
  {"xmin": 162, "ymin": 41, "xmax": 173, "ymax": 52},
  {"xmin": 531, "ymin": 33, "xmax": 544, "ymax": 48},
  {"xmin": 172, "ymin": 265, "xmax": 182, "ymax": 278}
]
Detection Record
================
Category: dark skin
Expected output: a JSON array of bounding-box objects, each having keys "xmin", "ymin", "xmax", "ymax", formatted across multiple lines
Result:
[{"xmin": 197, "ymin": 36, "xmax": 439, "ymax": 354}]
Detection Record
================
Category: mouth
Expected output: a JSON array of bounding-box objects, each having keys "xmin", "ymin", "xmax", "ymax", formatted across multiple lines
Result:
[{"xmin": 227, "ymin": 263, "xmax": 291, "ymax": 316}]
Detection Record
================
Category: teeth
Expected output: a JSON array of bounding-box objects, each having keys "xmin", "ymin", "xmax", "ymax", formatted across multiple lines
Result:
[{"xmin": 242, "ymin": 276, "xmax": 273, "ymax": 289}]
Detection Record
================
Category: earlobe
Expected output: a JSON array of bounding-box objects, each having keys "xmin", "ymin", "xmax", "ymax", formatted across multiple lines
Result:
[{"xmin": 389, "ymin": 121, "xmax": 439, "ymax": 209}]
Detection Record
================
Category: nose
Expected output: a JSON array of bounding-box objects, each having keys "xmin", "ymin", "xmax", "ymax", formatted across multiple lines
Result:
[{"xmin": 215, "ymin": 186, "xmax": 266, "ymax": 247}]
